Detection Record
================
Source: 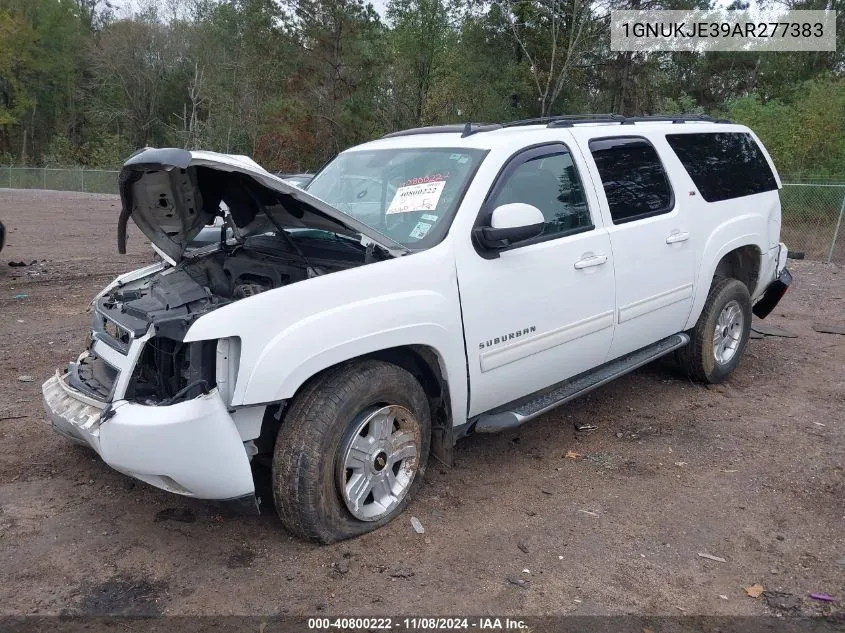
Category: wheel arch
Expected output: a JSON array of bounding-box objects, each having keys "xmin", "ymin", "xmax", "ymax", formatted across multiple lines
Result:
[
  {"xmin": 257, "ymin": 344, "xmax": 457, "ymax": 466},
  {"xmin": 684, "ymin": 231, "xmax": 766, "ymax": 331},
  {"xmin": 714, "ymin": 244, "xmax": 762, "ymax": 297},
  {"xmin": 366, "ymin": 345, "xmax": 454, "ymax": 466}
]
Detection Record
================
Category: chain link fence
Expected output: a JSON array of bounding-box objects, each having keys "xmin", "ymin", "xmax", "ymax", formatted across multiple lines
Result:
[
  {"xmin": 779, "ymin": 180, "xmax": 845, "ymax": 263},
  {"xmin": 1, "ymin": 166, "xmax": 844, "ymax": 263},
  {"xmin": 0, "ymin": 166, "xmax": 119, "ymax": 195}
]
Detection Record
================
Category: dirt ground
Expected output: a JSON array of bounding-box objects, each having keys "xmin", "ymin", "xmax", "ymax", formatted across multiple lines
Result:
[{"xmin": 0, "ymin": 189, "xmax": 842, "ymax": 617}]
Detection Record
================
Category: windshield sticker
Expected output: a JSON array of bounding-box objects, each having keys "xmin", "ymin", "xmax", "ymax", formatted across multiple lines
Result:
[
  {"xmin": 449, "ymin": 153, "xmax": 463, "ymax": 161},
  {"xmin": 387, "ymin": 181, "xmax": 446, "ymax": 215},
  {"xmin": 404, "ymin": 173, "xmax": 450, "ymax": 186},
  {"xmin": 409, "ymin": 221, "xmax": 432, "ymax": 240},
  {"xmin": 421, "ymin": 213, "xmax": 439, "ymax": 222}
]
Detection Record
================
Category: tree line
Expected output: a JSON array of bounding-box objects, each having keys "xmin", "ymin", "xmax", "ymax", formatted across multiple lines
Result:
[{"xmin": 1, "ymin": 0, "xmax": 843, "ymax": 177}]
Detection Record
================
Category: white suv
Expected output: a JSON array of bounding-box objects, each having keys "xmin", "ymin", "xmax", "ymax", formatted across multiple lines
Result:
[{"xmin": 42, "ymin": 115, "xmax": 791, "ymax": 542}]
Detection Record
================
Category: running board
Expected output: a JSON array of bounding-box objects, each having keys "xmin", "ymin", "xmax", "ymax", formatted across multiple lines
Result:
[{"xmin": 473, "ymin": 333, "xmax": 690, "ymax": 433}]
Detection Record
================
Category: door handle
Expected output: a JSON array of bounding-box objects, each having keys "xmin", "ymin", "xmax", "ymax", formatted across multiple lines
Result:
[
  {"xmin": 666, "ymin": 231, "xmax": 690, "ymax": 244},
  {"xmin": 574, "ymin": 254, "xmax": 608, "ymax": 270}
]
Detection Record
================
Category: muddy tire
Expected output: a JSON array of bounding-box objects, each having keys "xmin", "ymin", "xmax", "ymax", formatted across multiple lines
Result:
[
  {"xmin": 272, "ymin": 360, "xmax": 431, "ymax": 543},
  {"xmin": 677, "ymin": 278, "xmax": 752, "ymax": 384}
]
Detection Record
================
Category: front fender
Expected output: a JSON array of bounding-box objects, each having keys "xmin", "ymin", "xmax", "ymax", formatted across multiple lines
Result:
[
  {"xmin": 183, "ymin": 245, "xmax": 468, "ymax": 427},
  {"xmin": 243, "ymin": 291, "xmax": 464, "ymax": 416}
]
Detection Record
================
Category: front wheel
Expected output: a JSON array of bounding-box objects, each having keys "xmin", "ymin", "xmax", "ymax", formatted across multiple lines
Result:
[
  {"xmin": 677, "ymin": 278, "xmax": 752, "ymax": 384},
  {"xmin": 272, "ymin": 360, "xmax": 431, "ymax": 543}
]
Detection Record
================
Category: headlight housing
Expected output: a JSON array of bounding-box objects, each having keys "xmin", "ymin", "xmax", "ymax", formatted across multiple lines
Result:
[{"xmin": 126, "ymin": 336, "xmax": 217, "ymax": 405}]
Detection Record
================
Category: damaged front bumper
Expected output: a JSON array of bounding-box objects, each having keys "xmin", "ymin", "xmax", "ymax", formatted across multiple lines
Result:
[{"xmin": 42, "ymin": 371, "xmax": 257, "ymax": 506}]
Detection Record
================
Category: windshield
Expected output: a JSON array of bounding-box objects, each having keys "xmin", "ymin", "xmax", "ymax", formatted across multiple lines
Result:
[{"xmin": 305, "ymin": 147, "xmax": 487, "ymax": 249}]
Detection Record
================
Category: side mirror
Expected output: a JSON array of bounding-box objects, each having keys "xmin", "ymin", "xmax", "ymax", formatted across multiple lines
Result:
[{"xmin": 474, "ymin": 203, "xmax": 545, "ymax": 249}]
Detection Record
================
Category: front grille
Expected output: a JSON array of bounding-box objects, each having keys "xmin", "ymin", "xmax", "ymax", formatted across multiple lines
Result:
[{"xmin": 68, "ymin": 352, "xmax": 119, "ymax": 401}]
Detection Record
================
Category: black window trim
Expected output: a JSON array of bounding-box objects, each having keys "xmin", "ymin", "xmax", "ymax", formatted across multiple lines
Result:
[
  {"xmin": 587, "ymin": 135, "xmax": 676, "ymax": 226},
  {"xmin": 472, "ymin": 142, "xmax": 595, "ymax": 258}
]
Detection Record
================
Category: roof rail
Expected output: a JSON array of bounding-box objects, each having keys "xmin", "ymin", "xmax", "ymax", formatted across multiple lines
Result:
[
  {"xmin": 462, "ymin": 123, "xmax": 503, "ymax": 137},
  {"xmin": 545, "ymin": 115, "xmax": 628, "ymax": 128},
  {"xmin": 382, "ymin": 123, "xmax": 504, "ymax": 139},
  {"xmin": 618, "ymin": 114, "xmax": 731, "ymax": 125},
  {"xmin": 549, "ymin": 113, "xmax": 732, "ymax": 127},
  {"xmin": 382, "ymin": 113, "xmax": 732, "ymax": 138},
  {"xmin": 383, "ymin": 124, "xmax": 474, "ymax": 138},
  {"xmin": 499, "ymin": 114, "xmax": 626, "ymax": 129}
]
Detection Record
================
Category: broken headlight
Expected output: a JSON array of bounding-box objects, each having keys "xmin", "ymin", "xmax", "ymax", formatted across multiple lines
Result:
[{"xmin": 126, "ymin": 336, "xmax": 217, "ymax": 405}]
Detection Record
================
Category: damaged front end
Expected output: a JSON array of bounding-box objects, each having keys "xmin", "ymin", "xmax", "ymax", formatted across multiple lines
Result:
[
  {"xmin": 87, "ymin": 224, "xmax": 393, "ymax": 406},
  {"xmin": 42, "ymin": 147, "xmax": 401, "ymax": 504},
  {"xmin": 89, "ymin": 267, "xmax": 220, "ymax": 406},
  {"xmin": 42, "ymin": 256, "xmax": 257, "ymax": 503}
]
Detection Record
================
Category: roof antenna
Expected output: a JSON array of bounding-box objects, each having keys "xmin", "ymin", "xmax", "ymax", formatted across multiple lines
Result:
[{"xmin": 462, "ymin": 122, "xmax": 472, "ymax": 138}]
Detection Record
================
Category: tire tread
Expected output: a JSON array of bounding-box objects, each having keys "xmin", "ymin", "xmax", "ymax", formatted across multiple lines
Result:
[
  {"xmin": 677, "ymin": 277, "xmax": 751, "ymax": 384},
  {"xmin": 272, "ymin": 360, "xmax": 430, "ymax": 543}
]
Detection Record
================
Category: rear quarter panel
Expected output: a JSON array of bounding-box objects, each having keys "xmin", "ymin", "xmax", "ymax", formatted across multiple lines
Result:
[
  {"xmin": 682, "ymin": 192, "xmax": 779, "ymax": 330},
  {"xmin": 644, "ymin": 124, "xmax": 781, "ymax": 329}
]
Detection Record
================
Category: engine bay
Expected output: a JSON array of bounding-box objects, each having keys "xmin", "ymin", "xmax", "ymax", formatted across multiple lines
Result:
[
  {"xmin": 84, "ymin": 229, "xmax": 391, "ymax": 404},
  {"xmin": 104, "ymin": 230, "xmax": 389, "ymax": 333}
]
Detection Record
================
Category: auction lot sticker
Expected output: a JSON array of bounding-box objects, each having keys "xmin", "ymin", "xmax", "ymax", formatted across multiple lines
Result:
[{"xmin": 387, "ymin": 181, "xmax": 446, "ymax": 215}]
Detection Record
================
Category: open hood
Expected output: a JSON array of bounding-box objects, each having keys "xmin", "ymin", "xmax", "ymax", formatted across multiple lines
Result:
[{"xmin": 117, "ymin": 148, "xmax": 406, "ymax": 263}]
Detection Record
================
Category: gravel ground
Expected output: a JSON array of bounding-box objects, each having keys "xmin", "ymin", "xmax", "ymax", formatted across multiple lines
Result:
[{"xmin": 0, "ymin": 189, "xmax": 842, "ymax": 617}]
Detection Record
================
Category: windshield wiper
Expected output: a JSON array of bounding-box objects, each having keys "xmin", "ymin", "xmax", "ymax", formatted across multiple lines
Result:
[
  {"xmin": 261, "ymin": 209, "xmax": 323, "ymax": 276},
  {"xmin": 280, "ymin": 180, "xmax": 412, "ymax": 255}
]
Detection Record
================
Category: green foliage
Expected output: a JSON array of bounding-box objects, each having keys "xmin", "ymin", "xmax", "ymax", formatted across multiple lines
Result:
[
  {"xmin": 44, "ymin": 132, "xmax": 131, "ymax": 167},
  {"xmin": 387, "ymin": 0, "xmax": 451, "ymax": 126},
  {"xmin": 43, "ymin": 135, "xmax": 80, "ymax": 166},
  {"xmin": 87, "ymin": 134, "xmax": 134, "ymax": 168},
  {"xmin": 726, "ymin": 77, "xmax": 845, "ymax": 178},
  {"xmin": 0, "ymin": 0, "xmax": 842, "ymax": 173},
  {"xmin": 0, "ymin": 8, "xmax": 38, "ymax": 128},
  {"xmin": 660, "ymin": 92, "xmax": 704, "ymax": 115}
]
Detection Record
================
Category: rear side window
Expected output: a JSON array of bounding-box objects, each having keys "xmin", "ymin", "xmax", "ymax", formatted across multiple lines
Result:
[
  {"xmin": 588, "ymin": 137, "xmax": 674, "ymax": 224},
  {"xmin": 665, "ymin": 132, "xmax": 778, "ymax": 202}
]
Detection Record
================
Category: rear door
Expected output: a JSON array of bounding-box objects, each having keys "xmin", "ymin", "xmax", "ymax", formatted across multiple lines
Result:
[{"xmin": 582, "ymin": 135, "xmax": 697, "ymax": 360}]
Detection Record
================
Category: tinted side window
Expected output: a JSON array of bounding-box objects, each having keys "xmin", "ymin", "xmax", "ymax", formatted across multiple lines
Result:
[
  {"xmin": 665, "ymin": 132, "xmax": 778, "ymax": 202},
  {"xmin": 488, "ymin": 150, "xmax": 592, "ymax": 238},
  {"xmin": 588, "ymin": 137, "xmax": 674, "ymax": 224}
]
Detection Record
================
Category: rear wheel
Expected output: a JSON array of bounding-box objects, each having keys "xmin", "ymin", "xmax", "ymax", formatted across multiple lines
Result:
[
  {"xmin": 677, "ymin": 278, "xmax": 752, "ymax": 383},
  {"xmin": 272, "ymin": 360, "xmax": 430, "ymax": 543}
]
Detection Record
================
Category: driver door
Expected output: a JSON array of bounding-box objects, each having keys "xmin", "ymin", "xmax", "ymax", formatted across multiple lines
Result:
[{"xmin": 455, "ymin": 143, "xmax": 617, "ymax": 416}]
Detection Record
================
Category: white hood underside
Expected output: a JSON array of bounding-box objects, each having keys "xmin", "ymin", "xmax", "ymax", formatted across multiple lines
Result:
[{"xmin": 117, "ymin": 148, "xmax": 405, "ymax": 263}]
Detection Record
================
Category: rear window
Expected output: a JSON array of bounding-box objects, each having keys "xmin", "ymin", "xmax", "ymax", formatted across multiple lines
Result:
[
  {"xmin": 665, "ymin": 132, "xmax": 778, "ymax": 203},
  {"xmin": 588, "ymin": 137, "xmax": 674, "ymax": 224}
]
